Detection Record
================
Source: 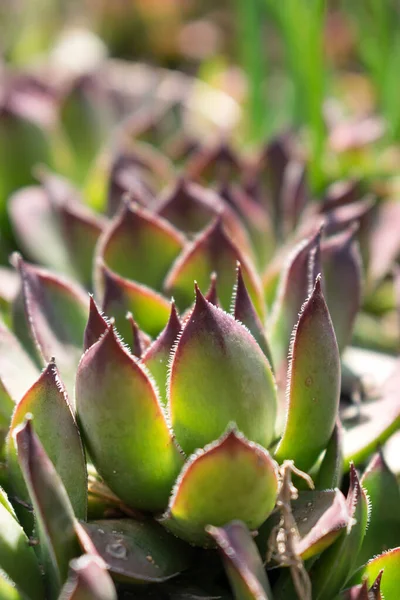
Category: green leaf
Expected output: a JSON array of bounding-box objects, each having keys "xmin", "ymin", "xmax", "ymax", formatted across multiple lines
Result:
[
  {"xmin": 207, "ymin": 521, "xmax": 273, "ymax": 600},
  {"xmin": 0, "ymin": 494, "xmax": 44, "ymax": 600},
  {"xmin": 76, "ymin": 324, "xmax": 184, "ymax": 512},
  {"xmin": 15, "ymin": 420, "xmax": 82, "ymax": 599},
  {"xmin": 351, "ymin": 548, "xmax": 400, "ymax": 599},
  {"xmin": 165, "ymin": 218, "xmax": 265, "ymax": 317},
  {"xmin": 99, "ymin": 261, "xmax": 171, "ymax": 338},
  {"xmin": 58, "ymin": 555, "xmax": 117, "ymax": 600},
  {"xmin": 12, "ymin": 256, "xmax": 89, "ymax": 396},
  {"xmin": 160, "ymin": 429, "xmax": 278, "ymax": 546},
  {"xmin": 142, "ymin": 301, "xmax": 182, "ymax": 406},
  {"xmin": 169, "ymin": 286, "xmax": 277, "ymax": 455},
  {"xmin": 97, "ymin": 200, "xmax": 185, "ymax": 292},
  {"xmin": 314, "ymin": 423, "xmax": 343, "ymax": 490},
  {"xmin": 81, "ymin": 519, "xmax": 193, "ymax": 584},
  {"xmin": 7, "ymin": 360, "xmax": 87, "ymax": 521},
  {"xmin": 357, "ymin": 452, "xmax": 400, "ymax": 567},
  {"xmin": 275, "ymin": 276, "xmax": 340, "ymax": 471},
  {"xmin": 0, "ymin": 569, "xmax": 28, "ymax": 600}
]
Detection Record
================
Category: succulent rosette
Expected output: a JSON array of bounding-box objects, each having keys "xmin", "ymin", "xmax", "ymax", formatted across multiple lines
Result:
[{"xmin": 0, "ymin": 87, "xmax": 400, "ymax": 598}]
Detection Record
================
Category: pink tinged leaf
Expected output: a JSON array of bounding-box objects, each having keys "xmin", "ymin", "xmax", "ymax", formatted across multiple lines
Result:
[
  {"xmin": 324, "ymin": 196, "xmax": 375, "ymax": 237},
  {"xmin": 142, "ymin": 301, "xmax": 182, "ymax": 406},
  {"xmin": 11, "ymin": 256, "xmax": 89, "ymax": 395},
  {"xmin": 219, "ymin": 184, "xmax": 276, "ymax": 271},
  {"xmin": 321, "ymin": 179, "xmax": 361, "ymax": 212},
  {"xmin": 164, "ymin": 218, "xmax": 265, "ymax": 318},
  {"xmin": 185, "ymin": 142, "xmax": 241, "ymax": 183},
  {"xmin": 126, "ymin": 313, "xmax": 146, "ymax": 358},
  {"xmin": 160, "ymin": 429, "xmax": 279, "ymax": 546},
  {"xmin": 0, "ymin": 489, "xmax": 45, "ymax": 600},
  {"xmin": 207, "ymin": 521, "xmax": 274, "ymax": 600},
  {"xmin": 233, "ymin": 264, "xmax": 273, "ymax": 368},
  {"xmin": 0, "ymin": 322, "xmax": 39, "ymax": 411},
  {"xmin": 7, "ymin": 360, "xmax": 87, "ymax": 520},
  {"xmin": 83, "ymin": 296, "xmax": 108, "ymax": 352},
  {"xmin": 205, "ymin": 272, "xmax": 219, "ymax": 305},
  {"xmin": 169, "ymin": 287, "xmax": 277, "ymax": 455},
  {"xmin": 14, "ymin": 420, "xmax": 83, "ymax": 598},
  {"xmin": 281, "ymin": 160, "xmax": 309, "ymax": 236},
  {"xmin": 357, "ymin": 452, "xmax": 400, "ymax": 568},
  {"xmin": 76, "ymin": 324, "xmax": 184, "ymax": 512},
  {"xmin": 269, "ymin": 227, "xmax": 322, "ymax": 369},
  {"xmin": 309, "ymin": 465, "xmax": 369, "ymax": 599},
  {"xmin": 343, "ymin": 359, "xmax": 400, "ymax": 466},
  {"xmin": 351, "ymin": 549, "xmax": 400, "ymax": 600},
  {"xmin": 274, "ymin": 277, "xmax": 340, "ymax": 472},
  {"xmin": 97, "ymin": 200, "xmax": 185, "ymax": 292},
  {"xmin": 58, "ymin": 555, "xmax": 117, "ymax": 600},
  {"xmin": 8, "ymin": 186, "xmax": 75, "ymax": 276},
  {"xmin": 340, "ymin": 581, "xmax": 370, "ymax": 599},
  {"xmin": 368, "ymin": 200, "xmax": 400, "ymax": 284},
  {"xmin": 80, "ymin": 519, "xmax": 193, "ymax": 584},
  {"xmin": 99, "ymin": 261, "xmax": 171, "ymax": 338},
  {"xmin": 321, "ymin": 224, "xmax": 362, "ymax": 352},
  {"xmin": 314, "ymin": 422, "xmax": 343, "ymax": 490},
  {"xmin": 40, "ymin": 170, "xmax": 107, "ymax": 288}
]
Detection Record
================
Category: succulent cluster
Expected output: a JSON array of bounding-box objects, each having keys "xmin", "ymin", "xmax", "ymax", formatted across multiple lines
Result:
[{"xmin": 1, "ymin": 66, "xmax": 400, "ymax": 599}]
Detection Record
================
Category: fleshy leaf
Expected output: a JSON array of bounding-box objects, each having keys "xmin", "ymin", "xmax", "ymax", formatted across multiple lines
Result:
[
  {"xmin": 0, "ymin": 569, "xmax": 27, "ymax": 600},
  {"xmin": 12, "ymin": 256, "xmax": 89, "ymax": 395},
  {"xmin": 142, "ymin": 301, "xmax": 182, "ymax": 406},
  {"xmin": 186, "ymin": 142, "xmax": 241, "ymax": 184},
  {"xmin": 322, "ymin": 224, "xmax": 362, "ymax": 352},
  {"xmin": 160, "ymin": 429, "xmax": 279, "ymax": 546},
  {"xmin": 281, "ymin": 161, "xmax": 309, "ymax": 236},
  {"xmin": 7, "ymin": 360, "xmax": 87, "ymax": 520},
  {"xmin": 76, "ymin": 324, "xmax": 184, "ymax": 512},
  {"xmin": 97, "ymin": 200, "xmax": 185, "ymax": 292},
  {"xmin": 356, "ymin": 452, "xmax": 400, "ymax": 567},
  {"xmin": 309, "ymin": 465, "xmax": 369, "ymax": 599},
  {"xmin": 0, "ymin": 490, "xmax": 44, "ymax": 600},
  {"xmin": 343, "ymin": 359, "xmax": 400, "ymax": 465},
  {"xmin": 275, "ymin": 277, "xmax": 340, "ymax": 471},
  {"xmin": 164, "ymin": 218, "xmax": 265, "ymax": 317},
  {"xmin": 58, "ymin": 555, "xmax": 117, "ymax": 600},
  {"xmin": 40, "ymin": 170, "xmax": 106, "ymax": 288},
  {"xmin": 233, "ymin": 263, "xmax": 273, "ymax": 368},
  {"xmin": 323, "ymin": 197, "xmax": 374, "ymax": 237},
  {"xmin": 207, "ymin": 521, "xmax": 273, "ymax": 600},
  {"xmin": 99, "ymin": 262, "xmax": 171, "ymax": 338},
  {"xmin": 314, "ymin": 423, "xmax": 343, "ymax": 490},
  {"xmin": 81, "ymin": 519, "xmax": 193, "ymax": 584},
  {"xmin": 368, "ymin": 200, "xmax": 400, "ymax": 284},
  {"xmin": 351, "ymin": 548, "xmax": 400, "ymax": 600},
  {"xmin": 83, "ymin": 297, "xmax": 108, "ymax": 352},
  {"xmin": 269, "ymin": 228, "xmax": 322, "ymax": 368},
  {"xmin": 15, "ymin": 420, "xmax": 82, "ymax": 599},
  {"xmin": 169, "ymin": 287, "xmax": 277, "ymax": 455}
]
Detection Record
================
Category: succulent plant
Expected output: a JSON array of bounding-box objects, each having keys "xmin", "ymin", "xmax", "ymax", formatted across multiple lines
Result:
[{"xmin": 0, "ymin": 86, "xmax": 400, "ymax": 599}]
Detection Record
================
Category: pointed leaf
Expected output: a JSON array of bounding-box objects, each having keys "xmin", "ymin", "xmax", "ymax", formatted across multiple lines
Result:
[
  {"xmin": 309, "ymin": 465, "xmax": 369, "ymax": 599},
  {"xmin": 15, "ymin": 420, "xmax": 82, "ymax": 598},
  {"xmin": 207, "ymin": 521, "xmax": 273, "ymax": 600},
  {"xmin": 281, "ymin": 161, "xmax": 309, "ymax": 235},
  {"xmin": 322, "ymin": 224, "xmax": 362, "ymax": 352},
  {"xmin": 186, "ymin": 143, "xmax": 241, "ymax": 184},
  {"xmin": 0, "ymin": 496, "xmax": 44, "ymax": 600},
  {"xmin": 160, "ymin": 430, "xmax": 279, "ymax": 546},
  {"xmin": 275, "ymin": 277, "xmax": 341, "ymax": 471},
  {"xmin": 76, "ymin": 324, "xmax": 184, "ymax": 512},
  {"xmin": 357, "ymin": 452, "xmax": 400, "ymax": 567},
  {"xmin": 269, "ymin": 228, "xmax": 322, "ymax": 368},
  {"xmin": 169, "ymin": 287, "xmax": 277, "ymax": 455},
  {"xmin": 58, "ymin": 555, "xmax": 117, "ymax": 600},
  {"xmin": 7, "ymin": 360, "xmax": 87, "ymax": 520},
  {"xmin": 97, "ymin": 200, "xmax": 185, "ymax": 291},
  {"xmin": 233, "ymin": 264, "xmax": 273, "ymax": 368},
  {"xmin": 351, "ymin": 548, "xmax": 400, "ymax": 600},
  {"xmin": 12, "ymin": 256, "xmax": 89, "ymax": 395},
  {"xmin": 83, "ymin": 297, "xmax": 108, "ymax": 352},
  {"xmin": 142, "ymin": 302, "xmax": 182, "ymax": 406},
  {"xmin": 165, "ymin": 218, "xmax": 265, "ymax": 317},
  {"xmin": 324, "ymin": 197, "xmax": 374, "ymax": 237},
  {"xmin": 100, "ymin": 262, "xmax": 171, "ymax": 338},
  {"xmin": 81, "ymin": 519, "xmax": 193, "ymax": 584}
]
